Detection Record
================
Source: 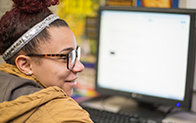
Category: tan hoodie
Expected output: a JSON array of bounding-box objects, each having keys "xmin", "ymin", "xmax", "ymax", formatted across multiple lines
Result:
[
  {"xmin": 0, "ymin": 63, "xmax": 93, "ymax": 123},
  {"xmin": 0, "ymin": 86, "xmax": 93, "ymax": 123}
]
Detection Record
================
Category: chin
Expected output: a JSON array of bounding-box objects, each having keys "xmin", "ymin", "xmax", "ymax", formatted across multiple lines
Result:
[{"xmin": 65, "ymin": 90, "xmax": 73, "ymax": 97}]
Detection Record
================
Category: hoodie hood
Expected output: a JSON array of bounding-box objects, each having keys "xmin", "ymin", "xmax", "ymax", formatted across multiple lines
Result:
[
  {"xmin": 0, "ymin": 71, "xmax": 42, "ymax": 102},
  {"xmin": 0, "ymin": 63, "xmax": 46, "ymax": 88}
]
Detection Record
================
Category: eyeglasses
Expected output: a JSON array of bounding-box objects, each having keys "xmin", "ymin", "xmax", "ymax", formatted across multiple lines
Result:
[{"xmin": 26, "ymin": 46, "xmax": 81, "ymax": 70}]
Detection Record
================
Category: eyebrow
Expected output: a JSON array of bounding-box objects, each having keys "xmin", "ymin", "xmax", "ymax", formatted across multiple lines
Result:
[{"xmin": 59, "ymin": 47, "xmax": 74, "ymax": 53}]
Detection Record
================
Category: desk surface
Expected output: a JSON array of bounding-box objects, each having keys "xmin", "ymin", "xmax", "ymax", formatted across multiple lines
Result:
[{"xmin": 163, "ymin": 111, "xmax": 196, "ymax": 123}]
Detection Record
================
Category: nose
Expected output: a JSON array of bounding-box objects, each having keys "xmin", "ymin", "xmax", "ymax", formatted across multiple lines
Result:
[{"xmin": 72, "ymin": 59, "xmax": 85, "ymax": 72}]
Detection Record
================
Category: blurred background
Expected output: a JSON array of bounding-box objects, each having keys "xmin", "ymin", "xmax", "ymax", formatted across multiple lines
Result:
[{"xmin": 1, "ymin": 0, "xmax": 196, "ymax": 101}]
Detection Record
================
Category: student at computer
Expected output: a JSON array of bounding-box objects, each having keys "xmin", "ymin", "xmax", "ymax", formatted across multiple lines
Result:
[{"xmin": 0, "ymin": 0, "xmax": 93, "ymax": 122}]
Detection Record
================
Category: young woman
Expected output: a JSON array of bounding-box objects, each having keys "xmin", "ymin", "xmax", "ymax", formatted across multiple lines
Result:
[{"xmin": 0, "ymin": 0, "xmax": 93, "ymax": 122}]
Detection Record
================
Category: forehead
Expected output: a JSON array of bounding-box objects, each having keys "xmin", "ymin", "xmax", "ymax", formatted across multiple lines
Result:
[{"xmin": 39, "ymin": 26, "xmax": 77, "ymax": 54}]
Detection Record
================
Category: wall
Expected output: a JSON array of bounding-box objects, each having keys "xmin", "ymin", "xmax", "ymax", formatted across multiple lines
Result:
[{"xmin": 0, "ymin": 0, "xmax": 12, "ymax": 17}]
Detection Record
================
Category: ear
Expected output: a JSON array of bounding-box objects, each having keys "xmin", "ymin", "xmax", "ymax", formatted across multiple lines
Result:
[{"xmin": 15, "ymin": 55, "xmax": 33, "ymax": 75}]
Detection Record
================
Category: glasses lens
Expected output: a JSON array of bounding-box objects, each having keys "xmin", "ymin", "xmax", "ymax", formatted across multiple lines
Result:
[
  {"xmin": 77, "ymin": 46, "xmax": 81, "ymax": 61},
  {"xmin": 68, "ymin": 50, "xmax": 76, "ymax": 70}
]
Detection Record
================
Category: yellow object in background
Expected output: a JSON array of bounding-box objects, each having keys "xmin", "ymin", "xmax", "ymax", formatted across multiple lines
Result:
[
  {"xmin": 57, "ymin": 0, "xmax": 99, "ymax": 39},
  {"xmin": 142, "ymin": 0, "xmax": 171, "ymax": 8},
  {"xmin": 106, "ymin": 0, "xmax": 135, "ymax": 6},
  {"xmin": 57, "ymin": 0, "xmax": 99, "ymax": 64}
]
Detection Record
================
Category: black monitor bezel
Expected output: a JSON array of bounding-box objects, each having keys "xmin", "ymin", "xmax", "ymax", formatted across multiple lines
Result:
[{"xmin": 95, "ymin": 6, "xmax": 196, "ymax": 109}]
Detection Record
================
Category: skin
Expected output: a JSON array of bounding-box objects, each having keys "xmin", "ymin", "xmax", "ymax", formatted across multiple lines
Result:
[{"xmin": 24, "ymin": 26, "xmax": 84, "ymax": 96}]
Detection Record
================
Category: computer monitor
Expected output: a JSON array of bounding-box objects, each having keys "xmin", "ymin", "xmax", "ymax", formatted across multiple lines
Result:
[{"xmin": 95, "ymin": 6, "xmax": 196, "ymax": 111}]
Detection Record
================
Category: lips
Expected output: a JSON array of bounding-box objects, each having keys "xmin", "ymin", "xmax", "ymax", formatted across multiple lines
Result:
[
  {"xmin": 64, "ymin": 80, "xmax": 77, "ymax": 85},
  {"xmin": 65, "ymin": 79, "xmax": 76, "ymax": 82}
]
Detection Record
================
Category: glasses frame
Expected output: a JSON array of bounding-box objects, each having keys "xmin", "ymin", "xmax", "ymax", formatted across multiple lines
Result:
[{"xmin": 26, "ymin": 46, "xmax": 81, "ymax": 70}]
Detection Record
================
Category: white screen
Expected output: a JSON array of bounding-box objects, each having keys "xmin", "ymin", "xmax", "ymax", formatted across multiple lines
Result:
[{"xmin": 97, "ymin": 10, "xmax": 191, "ymax": 101}]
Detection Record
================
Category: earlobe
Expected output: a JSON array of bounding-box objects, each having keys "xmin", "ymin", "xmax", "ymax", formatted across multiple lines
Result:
[{"xmin": 15, "ymin": 55, "xmax": 33, "ymax": 75}]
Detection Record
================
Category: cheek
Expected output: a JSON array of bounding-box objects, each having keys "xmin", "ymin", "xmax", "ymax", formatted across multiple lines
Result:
[
  {"xmin": 33, "ymin": 60, "xmax": 69, "ymax": 87},
  {"xmin": 53, "ymin": 68, "xmax": 70, "ymax": 82}
]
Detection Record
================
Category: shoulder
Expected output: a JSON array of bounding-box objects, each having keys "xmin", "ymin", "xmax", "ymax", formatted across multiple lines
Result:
[
  {"xmin": 29, "ymin": 86, "xmax": 93, "ymax": 123},
  {"xmin": 45, "ymin": 97, "xmax": 93, "ymax": 123}
]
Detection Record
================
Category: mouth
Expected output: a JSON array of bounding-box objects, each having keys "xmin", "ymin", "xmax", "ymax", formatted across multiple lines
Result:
[
  {"xmin": 65, "ymin": 79, "xmax": 76, "ymax": 82},
  {"xmin": 64, "ymin": 79, "xmax": 77, "ymax": 85}
]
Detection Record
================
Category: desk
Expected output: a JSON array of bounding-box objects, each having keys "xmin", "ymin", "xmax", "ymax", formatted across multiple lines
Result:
[
  {"xmin": 163, "ymin": 111, "xmax": 196, "ymax": 123},
  {"xmin": 78, "ymin": 95, "xmax": 196, "ymax": 123}
]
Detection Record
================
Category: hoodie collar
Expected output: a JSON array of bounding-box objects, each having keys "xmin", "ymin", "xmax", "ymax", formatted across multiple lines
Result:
[{"xmin": 0, "ymin": 63, "xmax": 46, "ymax": 88}]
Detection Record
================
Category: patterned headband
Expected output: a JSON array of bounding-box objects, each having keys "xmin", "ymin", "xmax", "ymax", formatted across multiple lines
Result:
[{"xmin": 2, "ymin": 14, "xmax": 59, "ymax": 61}]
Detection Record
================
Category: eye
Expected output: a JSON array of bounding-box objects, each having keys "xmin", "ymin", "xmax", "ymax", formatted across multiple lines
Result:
[
  {"xmin": 62, "ymin": 56, "xmax": 67, "ymax": 60},
  {"xmin": 60, "ymin": 56, "xmax": 67, "ymax": 62}
]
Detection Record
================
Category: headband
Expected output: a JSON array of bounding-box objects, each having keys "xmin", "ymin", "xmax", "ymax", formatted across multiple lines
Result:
[{"xmin": 2, "ymin": 14, "xmax": 60, "ymax": 61}]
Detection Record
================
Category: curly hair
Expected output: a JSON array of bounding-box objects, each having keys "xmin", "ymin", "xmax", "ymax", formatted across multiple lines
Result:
[{"xmin": 0, "ymin": 0, "xmax": 69, "ymax": 64}]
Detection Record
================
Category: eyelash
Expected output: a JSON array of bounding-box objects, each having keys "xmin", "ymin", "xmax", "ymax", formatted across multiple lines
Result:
[
  {"xmin": 59, "ymin": 56, "xmax": 67, "ymax": 62},
  {"xmin": 61, "ymin": 57, "xmax": 67, "ymax": 60}
]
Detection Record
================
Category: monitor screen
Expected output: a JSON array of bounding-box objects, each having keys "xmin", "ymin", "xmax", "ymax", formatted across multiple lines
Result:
[{"xmin": 95, "ymin": 6, "xmax": 196, "ymax": 109}]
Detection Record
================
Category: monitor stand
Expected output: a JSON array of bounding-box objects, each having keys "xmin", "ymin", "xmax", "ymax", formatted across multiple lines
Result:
[
  {"xmin": 120, "ymin": 101, "xmax": 166, "ymax": 121},
  {"xmin": 80, "ymin": 95, "xmax": 166, "ymax": 121}
]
